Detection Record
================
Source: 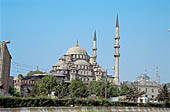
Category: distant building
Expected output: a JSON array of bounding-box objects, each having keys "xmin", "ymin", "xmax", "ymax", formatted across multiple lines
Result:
[
  {"xmin": 14, "ymin": 78, "xmax": 34, "ymax": 97},
  {"xmin": 123, "ymin": 70, "xmax": 160, "ymax": 102},
  {"xmin": 0, "ymin": 41, "xmax": 12, "ymax": 93}
]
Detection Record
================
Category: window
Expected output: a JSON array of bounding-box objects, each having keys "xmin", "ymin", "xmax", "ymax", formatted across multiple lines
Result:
[{"xmin": 145, "ymin": 88, "xmax": 147, "ymax": 92}]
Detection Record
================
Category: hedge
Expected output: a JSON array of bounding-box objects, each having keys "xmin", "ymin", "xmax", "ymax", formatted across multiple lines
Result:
[{"xmin": 0, "ymin": 96, "xmax": 169, "ymax": 108}]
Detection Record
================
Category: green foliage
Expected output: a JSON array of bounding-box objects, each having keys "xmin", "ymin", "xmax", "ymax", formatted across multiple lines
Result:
[
  {"xmin": 8, "ymin": 85, "xmax": 21, "ymax": 97},
  {"xmin": 27, "ymin": 83, "xmax": 39, "ymax": 97},
  {"xmin": 69, "ymin": 78, "xmax": 88, "ymax": 98},
  {"xmin": 88, "ymin": 80, "xmax": 120, "ymax": 98},
  {"xmin": 54, "ymin": 80, "xmax": 69, "ymax": 98},
  {"xmin": 36, "ymin": 75, "xmax": 59, "ymax": 95},
  {"xmin": 107, "ymin": 84, "xmax": 119, "ymax": 97},
  {"xmin": 26, "ymin": 70, "xmax": 45, "ymax": 77},
  {"xmin": 88, "ymin": 80, "xmax": 105, "ymax": 97},
  {"xmin": 0, "ymin": 97, "xmax": 169, "ymax": 108},
  {"xmin": 17, "ymin": 74, "xmax": 24, "ymax": 80},
  {"xmin": 126, "ymin": 86, "xmax": 145, "ymax": 101},
  {"xmin": 119, "ymin": 85, "xmax": 129, "ymax": 96},
  {"xmin": 157, "ymin": 84, "xmax": 170, "ymax": 102}
]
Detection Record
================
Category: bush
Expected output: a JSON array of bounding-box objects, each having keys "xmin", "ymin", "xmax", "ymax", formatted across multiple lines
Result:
[{"xmin": 0, "ymin": 96, "xmax": 169, "ymax": 108}]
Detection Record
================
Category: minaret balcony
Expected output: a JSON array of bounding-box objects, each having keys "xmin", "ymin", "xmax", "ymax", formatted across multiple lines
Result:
[
  {"xmin": 114, "ymin": 36, "xmax": 120, "ymax": 39},
  {"xmin": 114, "ymin": 53, "xmax": 120, "ymax": 57},
  {"xmin": 92, "ymin": 48, "xmax": 97, "ymax": 50},
  {"xmin": 114, "ymin": 44, "xmax": 120, "ymax": 48}
]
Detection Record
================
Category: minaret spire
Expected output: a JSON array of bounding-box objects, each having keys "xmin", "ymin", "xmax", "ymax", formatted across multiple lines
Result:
[
  {"xmin": 94, "ymin": 29, "xmax": 96, "ymax": 41},
  {"xmin": 114, "ymin": 15, "xmax": 120, "ymax": 85},
  {"xmin": 90, "ymin": 30, "xmax": 97, "ymax": 65},
  {"xmin": 116, "ymin": 14, "xmax": 119, "ymax": 27}
]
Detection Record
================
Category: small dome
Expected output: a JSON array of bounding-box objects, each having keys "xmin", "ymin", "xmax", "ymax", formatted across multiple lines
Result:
[
  {"xmin": 54, "ymin": 61, "xmax": 65, "ymax": 66},
  {"xmin": 74, "ymin": 60, "xmax": 90, "ymax": 66},
  {"xmin": 136, "ymin": 74, "xmax": 150, "ymax": 81},
  {"xmin": 66, "ymin": 46, "xmax": 87, "ymax": 55},
  {"xmin": 135, "ymin": 73, "xmax": 158, "ymax": 86}
]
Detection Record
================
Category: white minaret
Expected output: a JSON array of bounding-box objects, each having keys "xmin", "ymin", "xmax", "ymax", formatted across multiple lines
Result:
[
  {"xmin": 156, "ymin": 66, "xmax": 160, "ymax": 85},
  {"xmin": 90, "ymin": 30, "xmax": 97, "ymax": 65},
  {"xmin": 114, "ymin": 15, "xmax": 120, "ymax": 85}
]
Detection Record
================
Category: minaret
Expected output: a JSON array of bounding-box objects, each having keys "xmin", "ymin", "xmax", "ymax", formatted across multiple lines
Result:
[
  {"xmin": 156, "ymin": 66, "xmax": 160, "ymax": 85},
  {"xmin": 114, "ymin": 15, "xmax": 120, "ymax": 85},
  {"xmin": 90, "ymin": 30, "xmax": 97, "ymax": 65}
]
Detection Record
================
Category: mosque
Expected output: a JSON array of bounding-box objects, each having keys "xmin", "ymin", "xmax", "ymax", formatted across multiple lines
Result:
[
  {"xmin": 14, "ymin": 16, "xmax": 121, "ymax": 96},
  {"xmin": 49, "ymin": 16, "xmax": 121, "ymax": 85}
]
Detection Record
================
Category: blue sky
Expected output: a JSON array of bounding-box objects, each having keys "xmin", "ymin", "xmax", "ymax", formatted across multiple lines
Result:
[{"xmin": 1, "ymin": 0, "xmax": 170, "ymax": 83}]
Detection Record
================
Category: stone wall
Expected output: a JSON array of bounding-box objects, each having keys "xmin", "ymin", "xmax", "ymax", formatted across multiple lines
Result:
[{"xmin": 0, "ymin": 107, "xmax": 170, "ymax": 112}]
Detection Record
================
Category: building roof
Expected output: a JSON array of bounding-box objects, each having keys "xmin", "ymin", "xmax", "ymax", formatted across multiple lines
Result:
[
  {"xmin": 66, "ymin": 46, "xmax": 88, "ymax": 55},
  {"xmin": 74, "ymin": 60, "xmax": 90, "ymax": 66},
  {"xmin": 134, "ymin": 73, "xmax": 159, "ymax": 86}
]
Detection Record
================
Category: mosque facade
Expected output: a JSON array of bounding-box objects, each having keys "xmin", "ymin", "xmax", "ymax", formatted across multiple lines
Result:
[
  {"xmin": 49, "ymin": 16, "xmax": 120, "ymax": 84},
  {"xmin": 50, "ymin": 33, "xmax": 108, "ymax": 83}
]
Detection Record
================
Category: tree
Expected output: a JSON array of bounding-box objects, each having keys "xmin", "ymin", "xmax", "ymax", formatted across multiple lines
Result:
[
  {"xmin": 54, "ymin": 80, "xmax": 69, "ymax": 98},
  {"xmin": 8, "ymin": 85, "xmax": 21, "ymax": 97},
  {"xmin": 27, "ymin": 83, "xmax": 39, "ymax": 97},
  {"xmin": 107, "ymin": 84, "xmax": 119, "ymax": 97},
  {"xmin": 119, "ymin": 85, "xmax": 129, "ymax": 96},
  {"xmin": 36, "ymin": 75, "xmax": 59, "ymax": 95},
  {"xmin": 88, "ymin": 80, "xmax": 105, "ymax": 98},
  {"xmin": 69, "ymin": 78, "xmax": 88, "ymax": 98},
  {"xmin": 17, "ymin": 74, "xmax": 24, "ymax": 80},
  {"xmin": 88, "ymin": 81, "xmax": 98, "ymax": 95},
  {"xmin": 26, "ymin": 70, "xmax": 45, "ymax": 77},
  {"xmin": 126, "ymin": 86, "xmax": 145, "ymax": 102},
  {"xmin": 157, "ymin": 84, "xmax": 170, "ymax": 102}
]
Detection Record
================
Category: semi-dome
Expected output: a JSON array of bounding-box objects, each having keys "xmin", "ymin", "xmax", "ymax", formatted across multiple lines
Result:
[
  {"xmin": 74, "ymin": 60, "xmax": 90, "ymax": 66},
  {"xmin": 66, "ymin": 46, "xmax": 87, "ymax": 55}
]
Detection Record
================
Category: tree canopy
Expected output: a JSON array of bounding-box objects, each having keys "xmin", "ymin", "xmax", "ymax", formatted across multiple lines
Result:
[
  {"xmin": 69, "ymin": 78, "xmax": 88, "ymax": 98},
  {"xmin": 126, "ymin": 86, "xmax": 145, "ymax": 102},
  {"xmin": 54, "ymin": 80, "xmax": 69, "ymax": 98},
  {"xmin": 157, "ymin": 84, "xmax": 170, "ymax": 102},
  {"xmin": 17, "ymin": 74, "xmax": 24, "ymax": 80},
  {"xmin": 26, "ymin": 70, "xmax": 45, "ymax": 77},
  {"xmin": 36, "ymin": 75, "xmax": 59, "ymax": 95}
]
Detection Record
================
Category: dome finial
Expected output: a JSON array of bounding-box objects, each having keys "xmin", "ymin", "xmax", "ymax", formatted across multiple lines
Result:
[{"xmin": 76, "ymin": 40, "xmax": 79, "ymax": 47}]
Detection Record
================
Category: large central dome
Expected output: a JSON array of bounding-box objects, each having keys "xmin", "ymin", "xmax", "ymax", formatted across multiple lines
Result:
[{"xmin": 66, "ymin": 46, "xmax": 87, "ymax": 55}]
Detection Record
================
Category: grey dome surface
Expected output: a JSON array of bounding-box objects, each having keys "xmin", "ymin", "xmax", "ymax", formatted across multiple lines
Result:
[
  {"xmin": 54, "ymin": 61, "xmax": 65, "ymax": 66},
  {"xmin": 136, "ymin": 74, "xmax": 150, "ymax": 81},
  {"xmin": 135, "ymin": 73, "xmax": 158, "ymax": 86},
  {"xmin": 66, "ymin": 46, "xmax": 87, "ymax": 55},
  {"xmin": 74, "ymin": 60, "xmax": 90, "ymax": 66}
]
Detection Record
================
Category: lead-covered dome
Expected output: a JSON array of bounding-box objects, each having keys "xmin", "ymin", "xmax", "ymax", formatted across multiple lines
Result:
[
  {"xmin": 66, "ymin": 46, "xmax": 87, "ymax": 55},
  {"xmin": 74, "ymin": 60, "xmax": 90, "ymax": 66}
]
